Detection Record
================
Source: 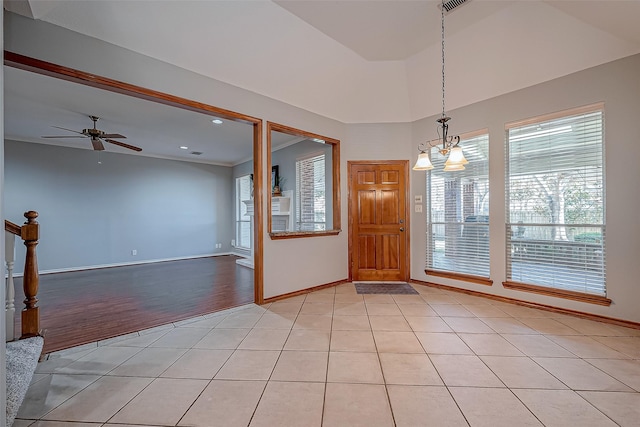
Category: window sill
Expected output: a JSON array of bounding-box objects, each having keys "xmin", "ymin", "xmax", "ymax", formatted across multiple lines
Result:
[
  {"xmin": 425, "ymin": 269, "xmax": 493, "ymax": 286},
  {"xmin": 269, "ymin": 229, "xmax": 341, "ymax": 240},
  {"xmin": 502, "ymin": 280, "xmax": 611, "ymax": 306}
]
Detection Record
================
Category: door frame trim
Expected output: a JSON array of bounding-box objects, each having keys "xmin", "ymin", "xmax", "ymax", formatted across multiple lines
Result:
[
  {"xmin": 347, "ymin": 160, "xmax": 410, "ymax": 282},
  {"xmin": 4, "ymin": 51, "xmax": 265, "ymax": 304}
]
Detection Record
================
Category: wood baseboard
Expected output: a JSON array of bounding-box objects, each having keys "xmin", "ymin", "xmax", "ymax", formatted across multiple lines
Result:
[
  {"xmin": 12, "ymin": 253, "xmax": 231, "ymax": 277},
  {"xmin": 425, "ymin": 269, "xmax": 493, "ymax": 286},
  {"xmin": 409, "ymin": 279, "xmax": 640, "ymax": 330},
  {"xmin": 263, "ymin": 278, "xmax": 349, "ymax": 303}
]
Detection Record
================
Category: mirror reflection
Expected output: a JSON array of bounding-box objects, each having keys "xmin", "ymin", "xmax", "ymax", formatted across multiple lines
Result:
[{"xmin": 267, "ymin": 123, "xmax": 340, "ymax": 236}]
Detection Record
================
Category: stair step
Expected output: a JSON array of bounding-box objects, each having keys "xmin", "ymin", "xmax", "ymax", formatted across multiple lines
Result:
[{"xmin": 6, "ymin": 336, "xmax": 44, "ymax": 426}]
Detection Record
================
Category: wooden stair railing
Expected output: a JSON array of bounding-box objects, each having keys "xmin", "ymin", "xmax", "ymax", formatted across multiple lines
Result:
[{"xmin": 5, "ymin": 211, "xmax": 41, "ymax": 340}]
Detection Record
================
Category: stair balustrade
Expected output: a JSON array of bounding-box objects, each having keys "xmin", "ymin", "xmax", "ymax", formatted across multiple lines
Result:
[{"xmin": 4, "ymin": 210, "xmax": 41, "ymax": 340}]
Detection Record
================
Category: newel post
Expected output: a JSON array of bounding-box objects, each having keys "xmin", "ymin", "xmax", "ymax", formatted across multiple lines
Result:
[{"xmin": 20, "ymin": 210, "xmax": 40, "ymax": 338}]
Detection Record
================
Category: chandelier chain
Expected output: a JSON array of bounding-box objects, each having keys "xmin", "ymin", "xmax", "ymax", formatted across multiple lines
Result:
[{"xmin": 441, "ymin": 0, "xmax": 446, "ymax": 118}]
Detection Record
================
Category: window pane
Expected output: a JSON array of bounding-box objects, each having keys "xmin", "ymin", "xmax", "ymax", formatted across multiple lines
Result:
[
  {"xmin": 238, "ymin": 221, "xmax": 251, "ymax": 249},
  {"xmin": 427, "ymin": 133, "xmax": 490, "ymax": 277},
  {"xmin": 235, "ymin": 175, "xmax": 252, "ymax": 250},
  {"xmin": 506, "ymin": 106, "xmax": 605, "ymax": 295},
  {"xmin": 296, "ymin": 153, "xmax": 326, "ymax": 231}
]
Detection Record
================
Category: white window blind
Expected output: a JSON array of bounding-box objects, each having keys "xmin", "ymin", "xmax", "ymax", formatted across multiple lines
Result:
[
  {"xmin": 296, "ymin": 153, "xmax": 326, "ymax": 231},
  {"xmin": 506, "ymin": 105, "xmax": 605, "ymax": 296},
  {"xmin": 235, "ymin": 174, "xmax": 252, "ymax": 250},
  {"xmin": 427, "ymin": 133, "xmax": 490, "ymax": 278}
]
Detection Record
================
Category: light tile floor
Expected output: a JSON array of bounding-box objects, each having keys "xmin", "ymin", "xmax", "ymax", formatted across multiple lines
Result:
[{"xmin": 13, "ymin": 283, "xmax": 640, "ymax": 427}]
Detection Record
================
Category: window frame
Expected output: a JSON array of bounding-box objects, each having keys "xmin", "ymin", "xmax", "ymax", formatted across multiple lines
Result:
[
  {"xmin": 503, "ymin": 103, "xmax": 610, "ymax": 306},
  {"xmin": 234, "ymin": 174, "xmax": 253, "ymax": 251},
  {"xmin": 425, "ymin": 129, "xmax": 493, "ymax": 286},
  {"xmin": 295, "ymin": 151, "xmax": 327, "ymax": 232}
]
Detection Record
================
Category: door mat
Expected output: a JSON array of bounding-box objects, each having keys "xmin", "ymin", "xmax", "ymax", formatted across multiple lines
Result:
[{"xmin": 355, "ymin": 283, "xmax": 419, "ymax": 295}]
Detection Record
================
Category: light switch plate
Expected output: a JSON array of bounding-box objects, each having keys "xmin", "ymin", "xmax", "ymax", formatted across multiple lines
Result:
[{"xmin": 414, "ymin": 195, "xmax": 423, "ymax": 203}]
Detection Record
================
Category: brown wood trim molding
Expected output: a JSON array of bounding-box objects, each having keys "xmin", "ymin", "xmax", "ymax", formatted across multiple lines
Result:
[
  {"xmin": 503, "ymin": 281, "xmax": 611, "ymax": 306},
  {"xmin": 425, "ymin": 269, "xmax": 493, "ymax": 286},
  {"xmin": 267, "ymin": 122, "xmax": 340, "ymax": 146},
  {"xmin": 263, "ymin": 278, "xmax": 349, "ymax": 303},
  {"xmin": 409, "ymin": 279, "xmax": 638, "ymax": 330},
  {"xmin": 269, "ymin": 230, "xmax": 341, "ymax": 240},
  {"xmin": 5, "ymin": 219, "xmax": 21, "ymax": 236},
  {"xmin": 253, "ymin": 121, "xmax": 264, "ymax": 305},
  {"xmin": 4, "ymin": 51, "xmax": 261, "ymax": 125}
]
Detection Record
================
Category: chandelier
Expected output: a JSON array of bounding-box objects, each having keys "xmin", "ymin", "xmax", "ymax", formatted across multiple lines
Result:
[{"xmin": 413, "ymin": 0, "xmax": 468, "ymax": 172}]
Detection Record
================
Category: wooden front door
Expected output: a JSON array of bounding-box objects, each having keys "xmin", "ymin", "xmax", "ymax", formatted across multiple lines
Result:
[{"xmin": 349, "ymin": 161, "xmax": 409, "ymax": 281}]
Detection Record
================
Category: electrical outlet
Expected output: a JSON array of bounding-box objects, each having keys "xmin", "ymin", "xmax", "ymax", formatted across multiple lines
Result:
[{"xmin": 131, "ymin": 249, "xmax": 137, "ymax": 256}]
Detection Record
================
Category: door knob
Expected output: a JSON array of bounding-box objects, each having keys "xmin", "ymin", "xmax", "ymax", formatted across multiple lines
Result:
[{"xmin": 400, "ymin": 227, "xmax": 405, "ymax": 232}]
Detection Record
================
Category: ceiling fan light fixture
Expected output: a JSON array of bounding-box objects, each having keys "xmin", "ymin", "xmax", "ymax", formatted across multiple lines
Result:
[{"xmin": 42, "ymin": 115, "xmax": 142, "ymax": 152}]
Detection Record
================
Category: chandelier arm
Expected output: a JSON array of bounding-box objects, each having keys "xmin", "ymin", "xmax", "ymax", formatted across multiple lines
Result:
[{"xmin": 441, "ymin": 120, "xmax": 449, "ymax": 151}]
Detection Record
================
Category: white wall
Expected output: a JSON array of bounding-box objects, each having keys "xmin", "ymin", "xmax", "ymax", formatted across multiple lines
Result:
[
  {"xmin": 410, "ymin": 54, "xmax": 640, "ymax": 323},
  {"xmin": 5, "ymin": 140, "xmax": 234, "ymax": 273}
]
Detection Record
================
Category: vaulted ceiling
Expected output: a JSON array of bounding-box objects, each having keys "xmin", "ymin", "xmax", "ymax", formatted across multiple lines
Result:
[{"xmin": 4, "ymin": 0, "xmax": 640, "ymax": 128}]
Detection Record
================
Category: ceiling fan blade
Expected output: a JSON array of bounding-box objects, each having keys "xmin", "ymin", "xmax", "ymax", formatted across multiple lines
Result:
[
  {"xmin": 105, "ymin": 139, "xmax": 142, "ymax": 152},
  {"xmin": 91, "ymin": 138, "xmax": 105, "ymax": 151},
  {"xmin": 42, "ymin": 136, "xmax": 87, "ymax": 139},
  {"xmin": 101, "ymin": 133, "xmax": 127, "ymax": 139},
  {"xmin": 51, "ymin": 126, "xmax": 87, "ymax": 136}
]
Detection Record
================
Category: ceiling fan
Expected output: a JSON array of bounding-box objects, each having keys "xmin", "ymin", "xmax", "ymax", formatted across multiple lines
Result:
[{"xmin": 42, "ymin": 115, "xmax": 142, "ymax": 152}]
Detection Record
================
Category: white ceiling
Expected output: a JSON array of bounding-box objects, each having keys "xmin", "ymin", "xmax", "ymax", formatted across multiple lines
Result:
[
  {"xmin": 4, "ymin": 0, "xmax": 640, "ymax": 163},
  {"xmin": 274, "ymin": 0, "xmax": 511, "ymax": 61},
  {"xmin": 3, "ymin": 66, "xmax": 260, "ymax": 165}
]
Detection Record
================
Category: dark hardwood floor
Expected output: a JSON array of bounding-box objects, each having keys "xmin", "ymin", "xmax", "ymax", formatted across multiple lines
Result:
[{"xmin": 12, "ymin": 255, "xmax": 254, "ymax": 354}]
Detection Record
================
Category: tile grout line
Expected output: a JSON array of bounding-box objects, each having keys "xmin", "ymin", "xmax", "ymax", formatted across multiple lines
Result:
[{"xmin": 245, "ymin": 294, "xmax": 305, "ymax": 426}]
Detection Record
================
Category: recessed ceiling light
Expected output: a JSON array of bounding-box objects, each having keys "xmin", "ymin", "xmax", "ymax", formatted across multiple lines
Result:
[
  {"xmin": 312, "ymin": 138, "xmax": 325, "ymax": 143},
  {"xmin": 211, "ymin": 119, "xmax": 223, "ymax": 125},
  {"xmin": 180, "ymin": 146, "xmax": 189, "ymax": 150}
]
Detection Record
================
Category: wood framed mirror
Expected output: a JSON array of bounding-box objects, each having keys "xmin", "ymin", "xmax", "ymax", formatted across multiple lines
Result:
[{"xmin": 267, "ymin": 122, "xmax": 341, "ymax": 238}]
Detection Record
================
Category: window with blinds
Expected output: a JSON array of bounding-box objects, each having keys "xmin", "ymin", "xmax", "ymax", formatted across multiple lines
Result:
[
  {"xmin": 235, "ymin": 174, "xmax": 252, "ymax": 250},
  {"xmin": 426, "ymin": 132, "xmax": 490, "ymax": 279},
  {"xmin": 295, "ymin": 153, "xmax": 326, "ymax": 231},
  {"xmin": 505, "ymin": 104, "xmax": 605, "ymax": 297}
]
